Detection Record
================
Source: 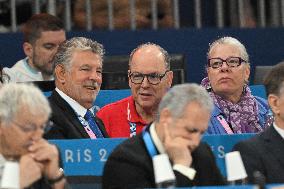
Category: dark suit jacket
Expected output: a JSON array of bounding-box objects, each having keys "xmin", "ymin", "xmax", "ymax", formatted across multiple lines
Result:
[
  {"xmin": 44, "ymin": 90, "xmax": 108, "ymax": 139},
  {"xmin": 233, "ymin": 126, "xmax": 284, "ymax": 183},
  {"xmin": 102, "ymin": 129, "xmax": 225, "ymax": 189}
]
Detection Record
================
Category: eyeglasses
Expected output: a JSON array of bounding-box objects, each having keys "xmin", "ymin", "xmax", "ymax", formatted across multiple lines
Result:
[
  {"xmin": 12, "ymin": 121, "xmax": 53, "ymax": 134},
  {"xmin": 208, "ymin": 57, "xmax": 246, "ymax": 69},
  {"xmin": 129, "ymin": 70, "xmax": 170, "ymax": 85}
]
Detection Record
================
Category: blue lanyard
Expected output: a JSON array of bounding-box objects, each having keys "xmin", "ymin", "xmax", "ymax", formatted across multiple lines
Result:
[{"xmin": 142, "ymin": 128, "xmax": 158, "ymax": 157}]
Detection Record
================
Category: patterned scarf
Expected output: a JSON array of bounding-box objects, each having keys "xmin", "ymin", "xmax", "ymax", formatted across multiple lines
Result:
[{"xmin": 201, "ymin": 77, "xmax": 266, "ymax": 133}]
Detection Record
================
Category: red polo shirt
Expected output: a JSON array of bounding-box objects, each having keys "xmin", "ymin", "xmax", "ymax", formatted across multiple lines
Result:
[{"xmin": 96, "ymin": 96, "xmax": 147, "ymax": 138}]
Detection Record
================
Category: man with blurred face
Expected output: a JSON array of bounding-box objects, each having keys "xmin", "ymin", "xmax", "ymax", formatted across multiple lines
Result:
[
  {"xmin": 103, "ymin": 84, "xmax": 225, "ymax": 188},
  {"xmin": 97, "ymin": 43, "xmax": 173, "ymax": 138},
  {"xmin": 3, "ymin": 13, "xmax": 66, "ymax": 82},
  {"xmin": 233, "ymin": 62, "xmax": 284, "ymax": 183},
  {"xmin": 44, "ymin": 37, "xmax": 108, "ymax": 139},
  {"xmin": 0, "ymin": 83, "xmax": 66, "ymax": 189}
]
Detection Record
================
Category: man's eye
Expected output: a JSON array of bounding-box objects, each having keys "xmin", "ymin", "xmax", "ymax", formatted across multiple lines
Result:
[
  {"xmin": 148, "ymin": 74, "xmax": 159, "ymax": 79},
  {"xmin": 21, "ymin": 125, "xmax": 36, "ymax": 132},
  {"xmin": 80, "ymin": 67, "xmax": 90, "ymax": 71},
  {"xmin": 133, "ymin": 74, "xmax": 143, "ymax": 79},
  {"xmin": 44, "ymin": 44, "xmax": 55, "ymax": 50},
  {"xmin": 187, "ymin": 128, "xmax": 198, "ymax": 133}
]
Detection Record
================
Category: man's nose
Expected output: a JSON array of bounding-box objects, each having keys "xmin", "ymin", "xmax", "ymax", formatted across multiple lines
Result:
[
  {"xmin": 51, "ymin": 46, "xmax": 60, "ymax": 57},
  {"xmin": 191, "ymin": 132, "xmax": 202, "ymax": 144},
  {"xmin": 89, "ymin": 71, "xmax": 101, "ymax": 81},
  {"xmin": 32, "ymin": 128, "xmax": 44, "ymax": 141},
  {"xmin": 141, "ymin": 76, "xmax": 150, "ymax": 87}
]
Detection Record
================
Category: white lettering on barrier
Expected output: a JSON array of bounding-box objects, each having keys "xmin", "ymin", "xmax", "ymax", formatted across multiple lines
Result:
[
  {"xmin": 84, "ymin": 149, "xmax": 92, "ymax": 162},
  {"xmin": 217, "ymin": 145, "xmax": 225, "ymax": 158},
  {"xmin": 77, "ymin": 149, "xmax": 81, "ymax": 162},
  {"xmin": 65, "ymin": 149, "xmax": 74, "ymax": 163},
  {"xmin": 210, "ymin": 145, "xmax": 225, "ymax": 159},
  {"xmin": 65, "ymin": 149, "xmax": 93, "ymax": 163},
  {"xmin": 99, "ymin": 148, "xmax": 107, "ymax": 162}
]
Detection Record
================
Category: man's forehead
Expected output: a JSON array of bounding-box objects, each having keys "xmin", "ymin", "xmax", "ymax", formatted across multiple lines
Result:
[
  {"xmin": 135, "ymin": 45, "xmax": 162, "ymax": 56},
  {"xmin": 36, "ymin": 30, "xmax": 66, "ymax": 43},
  {"xmin": 131, "ymin": 51, "xmax": 165, "ymax": 67}
]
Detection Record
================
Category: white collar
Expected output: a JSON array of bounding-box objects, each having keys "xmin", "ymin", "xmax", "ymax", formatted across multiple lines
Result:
[
  {"xmin": 55, "ymin": 88, "xmax": 88, "ymax": 117},
  {"xmin": 273, "ymin": 122, "xmax": 284, "ymax": 139},
  {"xmin": 149, "ymin": 123, "xmax": 166, "ymax": 154}
]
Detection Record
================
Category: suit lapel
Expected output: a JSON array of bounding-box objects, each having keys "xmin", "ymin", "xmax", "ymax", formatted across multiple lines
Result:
[
  {"xmin": 50, "ymin": 90, "xmax": 90, "ymax": 138},
  {"xmin": 262, "ymin": 126, "xmax": 284, "ymax": 168}
]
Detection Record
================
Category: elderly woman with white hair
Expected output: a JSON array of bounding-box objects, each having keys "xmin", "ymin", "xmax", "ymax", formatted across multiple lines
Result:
[{"xmin": 201, "ymin": 36, "xmax": 272, "ymax": 134}]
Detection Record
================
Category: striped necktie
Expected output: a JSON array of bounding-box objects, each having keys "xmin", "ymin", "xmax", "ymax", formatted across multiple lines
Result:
[{"xmin": 84, "ymin": 110, "xmax": 104, "ymax": 138}]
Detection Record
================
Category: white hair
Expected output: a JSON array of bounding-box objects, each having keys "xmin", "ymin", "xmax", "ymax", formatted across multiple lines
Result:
[
  {"xmin": 157, "ymin": 83, "xmax": 213, "ymax": 121},
  {"xmin": 207, "ymin": 36, "xmax": 250, "ymax": 65},
  {"xmin": 0, "ymin": 83, "xmax": 51, "ymax": 124}
]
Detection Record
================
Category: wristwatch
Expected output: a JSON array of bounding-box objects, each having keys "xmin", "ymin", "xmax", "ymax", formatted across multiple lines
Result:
[{"xmin": 47, "ymin": 168, "xmax": 65, "ymax": 185}]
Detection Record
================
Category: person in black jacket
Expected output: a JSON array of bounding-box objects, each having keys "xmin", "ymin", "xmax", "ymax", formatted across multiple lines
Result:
[
  {"xmin": 233, "ymin": 61, "xmax": 284, "ymax": 183},
  {"xmin": 0, "ymin": 83, "xmax": 67, "ymax": 189},
  {"xmin": 44, "ymin": 37, "xmax": 108, "ymax": 139},
  {"xmin": 103, "ymin": 83, "xmax": 225, "ymax": 188}
]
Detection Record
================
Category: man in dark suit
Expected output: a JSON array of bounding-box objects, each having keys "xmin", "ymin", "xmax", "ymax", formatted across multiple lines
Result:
[
  {"xmin": 103, "ymin": 84, "xmax": 225, "ymax": 188},
  {"xmin": 233, "ymin": 61, "xmax": 284, "ymax": 183},
  {"xmin": 44, "ymin": 37, "xmax": 108, "ymax": 139}
]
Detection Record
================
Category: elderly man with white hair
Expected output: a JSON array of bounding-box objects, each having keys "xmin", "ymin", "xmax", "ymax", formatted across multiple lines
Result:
[{"xmin": 0, "ymin": 83, "xmax": 67, "ymax": 189}]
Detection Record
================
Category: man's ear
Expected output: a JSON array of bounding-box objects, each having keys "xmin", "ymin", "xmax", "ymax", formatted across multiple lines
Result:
[
  {"xmin": 23, "ymin": 42, "xmax": 33, "ymax": 58},
  {"xmin": 167, "ymin": 71, "xmax": 173, "ymax": 87},
  {"xmin": 128, "ymin": 70, "xmax": 132, "ymax": 88},
  {"xmin": 268, "ymin": 94, "xmax": 279, "ymax": 115},
  {"xmin": 55, "ymin": 64, "xmax": 67, "ymax": 84},
  {"xmin": 159, "ymin": 108, "xmax": 172, "ymax": 125}
]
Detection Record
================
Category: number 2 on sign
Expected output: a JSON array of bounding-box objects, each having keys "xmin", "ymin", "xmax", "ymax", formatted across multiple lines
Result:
[{"xmin": 99, "ymin": 148, "xmax": 107, "ymax": 162}]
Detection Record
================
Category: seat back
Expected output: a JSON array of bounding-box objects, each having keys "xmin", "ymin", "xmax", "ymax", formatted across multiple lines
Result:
[{"xmin": 253, "ymin": 66, "xmax": 273, "ymax": 85}]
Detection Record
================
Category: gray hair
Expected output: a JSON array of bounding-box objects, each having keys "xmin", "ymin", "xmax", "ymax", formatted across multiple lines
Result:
[
  {"xmin": 0, "ymin": 83, "xmax": 51, "ymax": 124},
  {"xmin": 264, "ymin": 61, "xmax": 284, "ymax": 96},
  {"xmin": 53, "ymin": 37, "xmax": 105, "ymax": 71},
  {"xmin": 207, "ymin": 36, "xmax": 250, "ymax": 65},
  {"xmin": 156, "ymin": 83, "xmax": 213, "ymax": 121},
  {"xmin": 129, "ymin": 42, "xmax": 170, "ymax": 70}
]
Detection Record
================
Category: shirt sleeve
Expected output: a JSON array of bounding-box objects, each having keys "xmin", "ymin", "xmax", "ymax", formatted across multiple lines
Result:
[{"xmin": 173, "ymin": 164, "xmax": 196, "ymax": 180}]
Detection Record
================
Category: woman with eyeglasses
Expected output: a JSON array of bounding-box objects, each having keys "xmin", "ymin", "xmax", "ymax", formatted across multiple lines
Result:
[{"xmin": 201, "ymin": 36, "xmax": 272, "ymax": 134}]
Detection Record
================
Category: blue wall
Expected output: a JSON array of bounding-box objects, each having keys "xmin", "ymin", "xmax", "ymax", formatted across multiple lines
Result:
[{"xmin": 1, "ymin": 28, "xmax": 284, "ymax": 83}]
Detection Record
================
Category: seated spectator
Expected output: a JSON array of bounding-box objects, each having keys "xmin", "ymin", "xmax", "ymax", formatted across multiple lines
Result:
[
  {"xmin": 3, "ymin": 13, "xmax": 66, "ymax": 82},
  {"xmin": 73, "ymin": 0, "xmax": 173, "ymax": 30},
  {"xmin": 0, "ymin": 83, "xmax": 67, "ymax": 189},
  {"xmin": 233, "ymin": 61, "xmax": 284, "ymax": 183},
  {"xmin": 201, "ymin": 36, "xmax": 272, "ymax": 134},
  {"xmin": 96, "ymin": 43, "xmax": 173, "ymax": 138},
  {"xmin": 44, "ymin": 37, "xmax": 108, "ymax": 139},
  {"xmin": 102, "ymin": 84, "xmax": 225, "ymax": 188}
]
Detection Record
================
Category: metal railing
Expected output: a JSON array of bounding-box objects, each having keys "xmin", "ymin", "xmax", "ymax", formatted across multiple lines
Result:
[{"xmin": 1, "ymin": 0, "xmax": 284, "ymax": 32}]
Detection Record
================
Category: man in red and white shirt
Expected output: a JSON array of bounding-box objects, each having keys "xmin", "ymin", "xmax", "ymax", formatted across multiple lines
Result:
[{"xmin": 97, "ymin": 43, "xmax": 173, "ymax": 138}]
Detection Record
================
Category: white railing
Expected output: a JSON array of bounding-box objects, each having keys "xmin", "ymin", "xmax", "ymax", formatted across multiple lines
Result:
[{"xmin": 1, "ymin": 0, "xmax": 284, "ymax": 32}]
